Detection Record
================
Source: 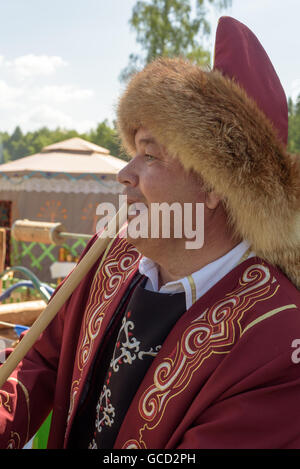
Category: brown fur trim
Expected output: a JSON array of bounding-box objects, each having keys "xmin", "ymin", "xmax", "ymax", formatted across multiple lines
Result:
[{"xmin": 117, "ymin": 58, "xmax": 300, "ymax": 289}]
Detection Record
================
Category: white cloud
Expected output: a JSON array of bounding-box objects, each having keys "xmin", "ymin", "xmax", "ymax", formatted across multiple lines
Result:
[
  {"xmin": 0, "ymin": 53, "xmax": 96, "ymax": 133},
  {"xmin": 0, "ymin": 80, "xmax": 24, "ymax": 109},
  {"xmin": 22, "ymin": 105, "xmax": 74, "ymax": 128},
  {"xmin": 18, "ymin": 105, "xmax": 96, "ymax": 133},
  {"xmin": 5, "ymin": 54, "xmax": 68, "ymax": 79},
  {"xmin": 33, "ymin": 84, "xmax": 94, "ymax": 103}
]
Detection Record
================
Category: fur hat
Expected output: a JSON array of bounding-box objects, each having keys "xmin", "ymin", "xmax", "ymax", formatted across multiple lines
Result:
[{"xmin": 117, "ymin": 17, "xmax": 300, "ymax": 289}]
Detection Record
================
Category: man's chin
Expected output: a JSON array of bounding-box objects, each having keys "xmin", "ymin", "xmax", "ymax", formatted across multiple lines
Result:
[{"xmin": 125, "ymin": 234, "xmax": 178, "ymax": 260}]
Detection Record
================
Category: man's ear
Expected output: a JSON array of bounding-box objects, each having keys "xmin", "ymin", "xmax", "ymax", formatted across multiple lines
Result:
[{"xmin": 204, "ymin": 190, "xmax": 222, "ymax": 210}]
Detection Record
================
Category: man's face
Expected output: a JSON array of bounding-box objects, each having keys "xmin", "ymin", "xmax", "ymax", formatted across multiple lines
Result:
[{"xmin": 117, "ymin": 127, "xmax": 206, "ymax": 255}]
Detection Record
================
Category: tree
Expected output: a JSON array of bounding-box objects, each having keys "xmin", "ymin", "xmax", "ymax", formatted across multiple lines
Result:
[
  {"xmin": 0, "ymin": 121, "xmax": 125, "ymax": 163},
  {"xmin": 120, "ymin": 0, "xmax": 232, "ymax": 81},
  {"xmin": 288, "ymin": 94, "xmax": 300, "ymax": 154},
  {"xmin": 86, "ymin": 120, "xmax": 127, "ymax": 160},
  {"xmin": 295, "ymin": 95, "xmax": 300, "ymax": 116},
  {"xmin": 288, "ymin": 97, "xmax": 294, "ymax": 118},
  {"xmin": 0, "ymin": 132, "xmax": 10, "ymax": 163}
]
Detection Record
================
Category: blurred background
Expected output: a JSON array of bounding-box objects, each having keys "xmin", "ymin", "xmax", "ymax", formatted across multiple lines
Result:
[
  {"xmin": 0, "ymin": 0, "xmax": 299, "ymax": 157},
  {"xmin": 0, "ymin": 0, "xmax": 299, "ymax": 284}
]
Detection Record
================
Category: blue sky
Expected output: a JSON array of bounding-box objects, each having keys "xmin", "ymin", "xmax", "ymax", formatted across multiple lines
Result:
[{"xmin": 0, "ymin": 0, "xmax": 299, "ymax": 134}]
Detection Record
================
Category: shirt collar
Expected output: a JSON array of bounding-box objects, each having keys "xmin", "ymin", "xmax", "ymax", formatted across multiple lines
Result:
[{"xmin": 138, "ymin": 241, "xmax": 254, "ymax": 310}]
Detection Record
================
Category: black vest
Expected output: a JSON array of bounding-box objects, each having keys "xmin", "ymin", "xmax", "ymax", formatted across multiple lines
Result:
[{"xmin": 68, "ymin": 275, "xmax": 186, "ymax": 449}]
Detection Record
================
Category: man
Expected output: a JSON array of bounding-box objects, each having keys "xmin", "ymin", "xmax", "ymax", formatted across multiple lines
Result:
[
  {"xmin": 0, "ymin": 17, "xmax": 300, "ymax": 449},
  {"xmin": 119, "ymin": 125, "xmax": 236, "ymax": 287}
]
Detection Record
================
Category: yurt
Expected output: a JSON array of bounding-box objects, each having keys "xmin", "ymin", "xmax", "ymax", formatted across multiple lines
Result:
[{"xmin": 0, "ymin": 137, "xmax": 127, "ymax": 282}]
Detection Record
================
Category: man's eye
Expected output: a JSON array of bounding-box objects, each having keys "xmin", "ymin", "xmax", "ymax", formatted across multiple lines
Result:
[{"xmin": 145, "ymin": 153, "xmax": 156, "ymax": 161}]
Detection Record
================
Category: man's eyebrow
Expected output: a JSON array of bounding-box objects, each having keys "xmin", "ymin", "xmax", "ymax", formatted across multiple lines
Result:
[{"xmin": 137, "ymin": 137, "xmax": 157, "ymax": 146}]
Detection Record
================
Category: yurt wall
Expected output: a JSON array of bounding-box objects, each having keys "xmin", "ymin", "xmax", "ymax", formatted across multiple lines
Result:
[{"xmin": 0, "ymin": 138, "xmax": 126, "ymax": 283}]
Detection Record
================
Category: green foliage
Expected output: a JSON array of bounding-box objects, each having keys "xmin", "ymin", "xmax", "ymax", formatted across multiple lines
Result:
[
  {"xmin": 85, "ymin": 120, "xmax": 128, "ymax": 160},
  {"xmin": 288, "ymin": 94, "xmax": 300, "ymax": 154},
  {"xmin": 0, "ymin": 121, "xmax": 127, "ymax": 164},
  {"xmin": 120, "ymin": 0, "xmax": 232, "ymax": 81}
]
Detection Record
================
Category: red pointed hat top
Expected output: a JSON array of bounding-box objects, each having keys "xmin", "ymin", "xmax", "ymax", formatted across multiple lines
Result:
[{"xmin": 214, "ymin": 16, "xmax": 288, "ymax": 145}]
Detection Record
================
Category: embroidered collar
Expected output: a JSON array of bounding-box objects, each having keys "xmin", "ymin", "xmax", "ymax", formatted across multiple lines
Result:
[{"xmin": 139, "ymin": 241, "xmax": 254, "ymax": 309}]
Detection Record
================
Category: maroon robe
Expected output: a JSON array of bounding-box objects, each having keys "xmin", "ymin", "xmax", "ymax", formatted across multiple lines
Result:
[{"xmin": 1, "ymin": 232, "xmax": 300, "ymax": 449}]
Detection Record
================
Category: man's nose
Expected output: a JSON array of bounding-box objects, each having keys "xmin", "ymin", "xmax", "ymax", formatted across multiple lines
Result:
[{"xmin": 117, "ymin": 159, "xmax": 138, "ymax": 187}]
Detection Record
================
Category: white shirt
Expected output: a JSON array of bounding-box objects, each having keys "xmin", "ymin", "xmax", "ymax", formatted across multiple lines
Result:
[{"xmin": 138, "ymin": 241, "xmax": 255, "ymax": 310}]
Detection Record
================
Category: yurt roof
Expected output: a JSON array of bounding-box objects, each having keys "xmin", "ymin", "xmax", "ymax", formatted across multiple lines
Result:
[
  {"xmin": 0, "ymin": 137, "xmax": 126, "ymax": 174},
  {"xmin": 42, "ymin": 137, "xmax": 110, "ymax": 155}
]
